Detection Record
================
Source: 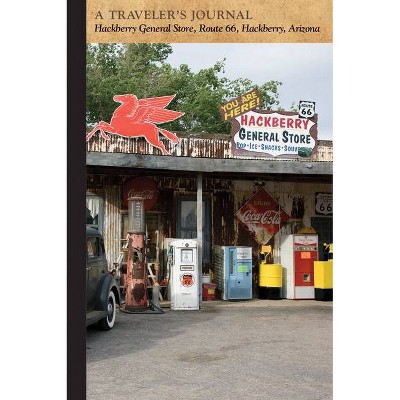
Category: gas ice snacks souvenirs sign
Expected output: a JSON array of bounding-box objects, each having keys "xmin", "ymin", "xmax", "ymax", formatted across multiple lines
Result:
[
  {"xmin": 86, "ymin": 94, "xmax": 184, "ymax": 155},
  {"xmin": 231, "ymin": 110, "xmax": 318, "ymax": 158},
  {"xmin": 236, "ymin": 187, "xmax": 290, "ymax": 245}
]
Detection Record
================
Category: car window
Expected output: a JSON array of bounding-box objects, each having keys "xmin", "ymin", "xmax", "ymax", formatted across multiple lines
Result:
[{"xmin": 87, "ymin": 236, "xmax": 99, "ymax": 258}]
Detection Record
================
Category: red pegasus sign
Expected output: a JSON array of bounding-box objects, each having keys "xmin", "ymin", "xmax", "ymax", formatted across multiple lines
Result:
[{"xmin": 86, "ymin": 94, "xmax": 185, "ymax": 155}]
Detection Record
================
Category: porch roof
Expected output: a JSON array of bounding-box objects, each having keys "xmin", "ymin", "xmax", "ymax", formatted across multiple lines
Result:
[{"xmin": 87, "ymin": 151, "xmax": 332, "ymax": 182}]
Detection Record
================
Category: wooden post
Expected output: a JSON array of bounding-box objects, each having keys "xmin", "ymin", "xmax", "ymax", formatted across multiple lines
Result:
[{"xmin": 197, "ymin": 173, "xmax": 203, "ymax": 308}]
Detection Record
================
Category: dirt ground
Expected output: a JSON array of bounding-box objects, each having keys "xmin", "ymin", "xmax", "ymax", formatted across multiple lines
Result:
[{"xmin": 87, "ymin": 299, "xmax": 332, "ymax": 400}]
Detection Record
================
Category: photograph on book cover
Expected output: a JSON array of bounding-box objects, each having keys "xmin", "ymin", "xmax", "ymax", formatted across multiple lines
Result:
[{"xmin": 85, "ymin": 1, "xmax": 332, "ymax": 399}]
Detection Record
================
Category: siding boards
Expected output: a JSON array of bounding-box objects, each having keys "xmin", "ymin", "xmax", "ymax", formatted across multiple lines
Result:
[{"xmin": 87, "ymin": 132, "xmax": 333, "ymax": 161}]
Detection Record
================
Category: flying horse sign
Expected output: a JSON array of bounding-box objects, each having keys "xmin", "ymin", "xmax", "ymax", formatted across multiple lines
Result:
[{"xmin": 86, "ymin": 94, "xmax": 184, "ymax": 155}]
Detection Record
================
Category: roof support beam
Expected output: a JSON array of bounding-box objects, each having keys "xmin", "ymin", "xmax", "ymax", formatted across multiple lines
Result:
[{"xmin": 87, "ymin": 152, "xmax": 332, "ymax": 176}]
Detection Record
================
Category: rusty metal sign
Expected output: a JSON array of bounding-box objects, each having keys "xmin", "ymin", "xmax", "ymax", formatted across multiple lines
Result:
[
  {"xmin": 235, "ymin": 187, "xmax": 290, "ymax": 244},
  {"xmin": 123, "ymin": 177, "xmax": 158, "ymax": 210}
]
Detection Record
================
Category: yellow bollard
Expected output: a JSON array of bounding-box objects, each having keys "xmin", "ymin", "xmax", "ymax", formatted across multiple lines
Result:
[{"xmin": 314, "ymin": 260, "xmax": 333, "ymax": 301}]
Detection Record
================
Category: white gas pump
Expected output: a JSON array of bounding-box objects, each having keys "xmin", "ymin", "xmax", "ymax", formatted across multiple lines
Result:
[{"xmin": 169, "ymin": 239, "xmax": 200, "ymax": 310}]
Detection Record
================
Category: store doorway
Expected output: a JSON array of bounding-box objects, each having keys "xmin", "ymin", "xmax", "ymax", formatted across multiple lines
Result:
[
  {"xmin": 176, "ymin": 196, "xmax": 211, "ymax": 268},
  {"xmin": 311, "ymin": 217, "xmax": 333, "ymax": 260}
]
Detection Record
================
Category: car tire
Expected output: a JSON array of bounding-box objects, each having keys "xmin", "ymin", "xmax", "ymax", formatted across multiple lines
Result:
[{"xmin": 98, "ymin": 290, "xmax": 116, "ymax": 331}]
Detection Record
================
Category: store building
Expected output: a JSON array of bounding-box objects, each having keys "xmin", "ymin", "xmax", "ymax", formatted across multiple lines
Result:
[{"xmin": 86, "ymin": 129, "xmax": 332, "ymax": 297}]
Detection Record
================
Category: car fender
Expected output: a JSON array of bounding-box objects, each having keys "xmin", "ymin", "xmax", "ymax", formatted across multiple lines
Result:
[{"xmin": 95, "ymin": 273, "xmax": 121, "ymax": 311}]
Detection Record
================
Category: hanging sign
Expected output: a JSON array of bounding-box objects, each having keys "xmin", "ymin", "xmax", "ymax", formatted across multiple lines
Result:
[
  {"xmin": 219, "ymin": 88, "xmax": 261, "ymax": 121},
  {"xmin": 235, "ymin": 187, "xmax": 290, "ymax": 245},
  {"xmin": 123, "ymin": 177, "xmax": 158, "ymax": 210},
  {"xmin": 231, "ymin": 110, "xmax": 318, "ymax": 158}
]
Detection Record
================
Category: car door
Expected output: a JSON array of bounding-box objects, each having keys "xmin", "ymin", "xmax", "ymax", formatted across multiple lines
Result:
[{"xmin": 86, "ymin": 235, "xmax": 104, "ymax": 311}]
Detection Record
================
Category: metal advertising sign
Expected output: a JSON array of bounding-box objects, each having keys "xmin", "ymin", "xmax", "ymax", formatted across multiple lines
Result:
[
  {"xmin": 298, "ymin": 100, "xmax": 316, "ymax": 118},
  {"xmin": 235, "ymin": 187, "xmax": 290, "ymax": 244},
  {"xmin": 218, "ymin": 88, "xmax": 261, "ymax": 122},
  {"xmin": 123, "ymin": 177, "xmax": 158, "ymax": 210},
  {"xmin": 231, "ymin": 110, "xmax": 318, "ymax": 158},
  {"xmin": 181, "ymin": 274, "xmax": 194, "ymax": 287},
  {"xmin": 86, "ymin": 94, "xmax": 185, "ymax": 155},
  {"xmin": 315, "ymin": 192, "xmax": 333, "ymax": 216}
]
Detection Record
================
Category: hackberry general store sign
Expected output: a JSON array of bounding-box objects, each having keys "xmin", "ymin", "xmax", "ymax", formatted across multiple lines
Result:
[
  {"xmin": 231, "ymin": 110, "xmax": 318, "ymax": 158},
  {"xmin": 236, "ymin": 187, "xmax": 290, "ymax": 245}
]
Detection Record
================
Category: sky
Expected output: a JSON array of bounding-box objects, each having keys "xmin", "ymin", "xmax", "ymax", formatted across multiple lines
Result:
[{"xmin": 167, "ymin": 43, "xmax": 333, "ymax": 140}]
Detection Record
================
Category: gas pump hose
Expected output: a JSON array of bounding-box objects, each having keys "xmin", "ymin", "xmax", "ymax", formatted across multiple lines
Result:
[{"xmin": 119, "ymin": 299, "xmax": 165, "ymax": 314}]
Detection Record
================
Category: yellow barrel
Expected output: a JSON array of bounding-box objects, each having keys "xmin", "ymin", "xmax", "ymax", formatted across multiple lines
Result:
[
  {"xmin": 259, "ymin": 263, "xmax": 283, "ymax": 287},
  {"xmin": 314, "ymin": 260, "xmax": 333, "ymax": 301},
  {"xmin": 259, "ymin": 263, "xmax": 282, "ymax": 300}
]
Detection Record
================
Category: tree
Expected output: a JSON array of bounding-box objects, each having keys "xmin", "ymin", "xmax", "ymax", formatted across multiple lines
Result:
[{"xmin": 86, "ymin": 43, "xmax": 283, "ymax": 134}]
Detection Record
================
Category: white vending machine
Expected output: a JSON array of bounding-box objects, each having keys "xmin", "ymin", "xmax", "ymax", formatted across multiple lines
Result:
[
  {"xmin": 169, "ymin": 239, "xmax": 200, "ymax": 310},
  {"xmin": 280, "ymin": 234, "xmax": 318, "ymax": 299}
]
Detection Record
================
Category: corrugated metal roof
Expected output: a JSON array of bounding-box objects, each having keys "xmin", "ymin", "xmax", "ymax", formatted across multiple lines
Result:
[{"xmin": 86, "ymin": 132, "xmax": 333, "ymax": 162}]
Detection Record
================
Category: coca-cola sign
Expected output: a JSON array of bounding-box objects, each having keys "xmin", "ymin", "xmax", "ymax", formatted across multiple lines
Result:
[
  {"xmin": 236, "ymin": 187, "xmax": 290, "ymax": 244},
  {"xmin": 123, "ymin": 177, "xmax": 158, "ymax": 210}
]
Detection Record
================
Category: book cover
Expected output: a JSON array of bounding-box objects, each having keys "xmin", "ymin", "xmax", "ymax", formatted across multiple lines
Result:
[{"xmin": 75, "ymin": 1, "xmax": 333, "ymax": 399}]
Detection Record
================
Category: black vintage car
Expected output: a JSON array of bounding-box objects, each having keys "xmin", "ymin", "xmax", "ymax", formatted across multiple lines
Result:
[{"xmin": 86, "ymin": 227, "xmax": 121, "ymax": 330}]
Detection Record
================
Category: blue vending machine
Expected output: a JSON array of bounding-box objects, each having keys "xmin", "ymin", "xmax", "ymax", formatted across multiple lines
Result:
[{"xmin": 213, "ymin": 246, "xmax": 253, "ymax": 300}]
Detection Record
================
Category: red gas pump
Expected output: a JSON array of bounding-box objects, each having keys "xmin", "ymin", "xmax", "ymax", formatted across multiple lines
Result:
[{"xmin": 124, "ymin": 197, "xmax": 147, "ymax": 311}]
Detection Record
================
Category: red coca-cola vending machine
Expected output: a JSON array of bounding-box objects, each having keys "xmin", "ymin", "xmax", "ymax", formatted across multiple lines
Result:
[{"xmin": 280, "ymin": 234, "xmax": 318, "ymax": 299}]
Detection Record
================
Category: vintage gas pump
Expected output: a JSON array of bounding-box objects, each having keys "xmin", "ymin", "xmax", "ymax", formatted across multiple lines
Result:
[
  {"xmin": 124, "ymin": 197, "xmax": 147, "ymax": 311},
  {"xmin": 169, "ymin": 239, "xmax": 200, "ymax": 310}
]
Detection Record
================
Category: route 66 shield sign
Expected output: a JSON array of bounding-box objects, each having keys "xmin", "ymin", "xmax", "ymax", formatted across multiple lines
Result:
[
  {"xmin": 315, "ymin": 192, "xmax": 333, "ymax": 215},
  {"xmin": 299, "ymin": 100, "xmax": 315, "ymax": 118}
]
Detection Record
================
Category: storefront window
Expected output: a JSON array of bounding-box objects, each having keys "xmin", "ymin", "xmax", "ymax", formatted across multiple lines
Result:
[
  {"xmin": 177, "ymin": 196, "xmax": 211, "ymax": 266},
  {"xmin": 87, "ymin": 236, "xmax": 99, "ymax": 258},
  {"xmin": 86, "ymin": 194, "xmax": 104, "ymax": 233}
]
